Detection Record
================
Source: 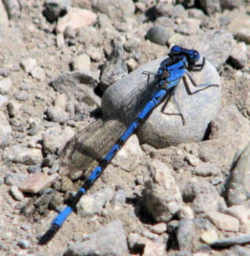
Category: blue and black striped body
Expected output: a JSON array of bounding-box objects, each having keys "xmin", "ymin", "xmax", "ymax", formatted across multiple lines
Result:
[{"xmin": 39, "ymin": 45, "xmax": 203, "ymax": 244}]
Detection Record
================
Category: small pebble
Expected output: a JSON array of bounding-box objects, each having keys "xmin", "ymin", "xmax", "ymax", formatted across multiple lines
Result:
[
  {"xmin": 184, "ymin": 154, "xmax": 200, "ymax": 167},
  {"xmin": 4, "ymin": 174, "xmax": 15, "ymax": 186},
  {"xmin": 126, "ymin": 58, "xmax": 138, "ymax": 71},
  {"xmin": 0, "ymin": 68, "xmax": 9, "ymax": 77},
  {"xmin": 17, "ymin": 239, "xmax": 30, "ymax": 249},
  {"xmin": 20, "ymin": 224, "xmax": 31, "ymax": 231},
  {"xmin": 10, "ymin": 185, "xmax": 24, "ymax": 201},
  {"xmin": 147, "ymin": 223, "xmax": 167, "ymax": 235},
  {"xmin": 27, "ymin": 165, "xmax": 42, "ymax": 174},
  {"xmin": 15, "ymin": 91, "xmax": 29, "ymax": 101},
  {"xmin": 200, "ymin": 229, "xmax": 218, "ymax": 244},
  {"xmin": 146, "ymin": 25, "xmax": 172, "ymax": 46},
  {"xmin": 111, "ymin": 189, "xmax": 126, "ymax": 206},
  {"xmin": 0, "ymin": 77, "xmax": 12, "ymax": 95},
  {"xmin": 20, "ymin": 58, "xmax": 38, "ymax": 73},
  {"xmin": 72, "ymin": 53, "xmax": 91, "ymax": 71},
  {"xmin": 27, "ymin": 121, "xmax": 40, "ymax": 136},
  {"xmin": 0, "ymin": 95, "xmax": 8, "ymax": 108},
  {"xmin": 7, "ymin": 102, "xmax": 16, "ymax": 118}
]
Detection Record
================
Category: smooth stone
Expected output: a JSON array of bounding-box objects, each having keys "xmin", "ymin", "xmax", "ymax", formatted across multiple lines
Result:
[
  {"xmin": 17, "ymin": 239, "xmax": 30, "ymax": 249},
  {"xmin": 146, "ymin": 25, "xmax": 173, "ymax": 46},
  {"xmin": 102, "ymin": 54, "xmax": 220, "ymax": 148},
  {"xmin": 10, "ymin": 185, "xmax": 24, "ymax": 201}
]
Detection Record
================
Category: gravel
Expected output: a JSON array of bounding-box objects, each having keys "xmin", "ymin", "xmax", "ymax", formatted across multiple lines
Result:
[{"xmin": 0, "ymin": 1, "xmax": 249, "ymax": 256}]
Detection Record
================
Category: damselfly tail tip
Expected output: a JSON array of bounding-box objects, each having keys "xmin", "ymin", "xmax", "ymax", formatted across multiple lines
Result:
[{"xmin": 38, "ymin": 224, "xmax": 60, "ymax": 245}]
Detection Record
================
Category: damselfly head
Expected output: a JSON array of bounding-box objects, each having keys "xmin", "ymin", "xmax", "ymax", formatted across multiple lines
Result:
[{"xmin": 169, "ymin": 45, "xmax": 201, "ymax": 64}]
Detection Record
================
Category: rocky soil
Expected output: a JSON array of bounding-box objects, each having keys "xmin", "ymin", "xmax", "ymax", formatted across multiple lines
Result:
[{"xmin": 0, "ymin": 0, "xmax": 250, "ymax": 256}]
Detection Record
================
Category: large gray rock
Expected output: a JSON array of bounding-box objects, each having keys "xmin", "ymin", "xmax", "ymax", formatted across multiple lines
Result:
[
  {"xmin": 102, "ymin": 53, "xmax": 221, "ymax": 148},
  {"xmin": 63, "ymin": 220, "xmax": 129, "ymax": 256}
]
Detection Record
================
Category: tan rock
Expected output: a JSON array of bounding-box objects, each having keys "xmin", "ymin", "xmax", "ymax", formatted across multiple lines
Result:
[
  {"xmin": 200, "ymin": 229, "xmax": 218, "ymax": 244},
  {"xmin": 72, "ymin": 54, "xmax": 91, "ymax": 72},
  {"xmin": 147, "ymin": 223, "xmax": 167, "ymax": 235},
  {"xmin": 57, "ymin": 8, "xmax": 97, "ymax": 34},
  {"xmin": 228, "ymin": 14, "xmax": 250, "ymax": 44},
  {"xmin": 207, "ymin": 211, "xmax": 239, "ymax": 232},
  {"xmin": 19, "ymin": 173, "xmax": 59, "ymax": 193},
  {"xmin": 143, "ymin": 240, "xmax": 166, "ymax": 256},
  {"xmin": 225, "ymin": 205, "xmax": 250, "ymax": 233},
  {"xmin": 54, "ymin": 93, "xmax": 67, "ymax": 110}
]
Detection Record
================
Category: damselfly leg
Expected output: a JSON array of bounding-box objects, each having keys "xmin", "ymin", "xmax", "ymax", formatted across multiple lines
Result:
[
  {"xmin": 160, "ymin": 88, "xmax": 186, "ymax": 125},
  {"xmin": 183, "ymin": 72, "xmax": 219, "ymax": 95}
]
